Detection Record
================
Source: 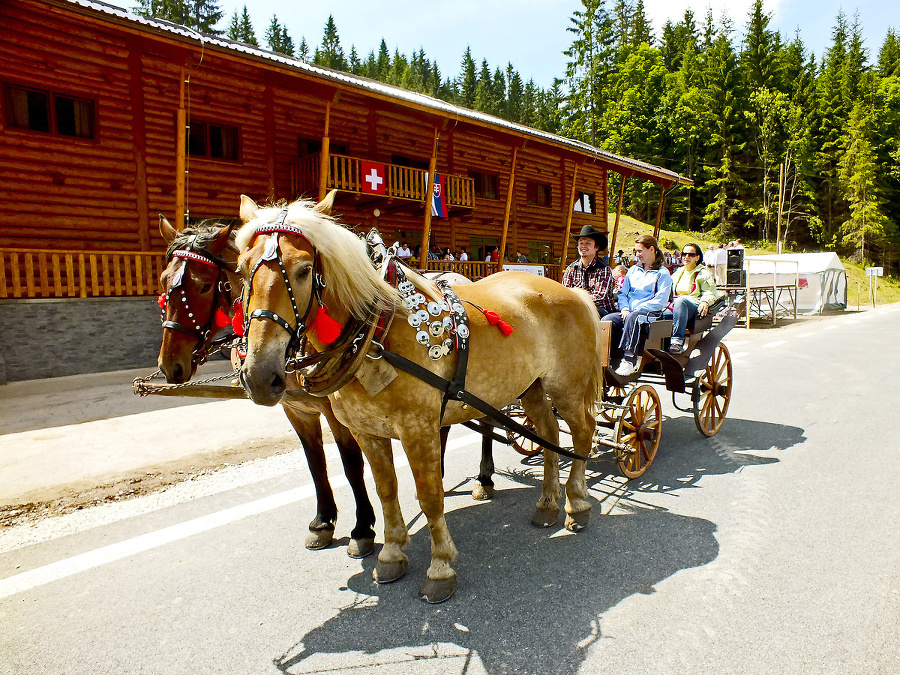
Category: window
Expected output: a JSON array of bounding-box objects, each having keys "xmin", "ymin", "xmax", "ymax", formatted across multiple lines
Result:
[
  {"xmin": 573, "ymin": 191, "xmax": 595, "ymax": 214},
  {"xmin": 391, "ymin": 154, "xmax": 429, "ymax": 170},
  {"xmin": 526, "ymin": 181, "xmax": 552, "ymax": 207},
  {"xmin": 188, "ymin": 119, "xmax": 240, "ymax": 161},
  {"xmin": 4, "ymin": 83, "xmax": 95, "ymax": 139},
  {"xmin": 297, "ymin": 138, "xmax": 347, "ymax": 156},
  {"xmin": 469, "ymin": 171, "xmax": 499, "ymax": 199},
  {"xmin": 469, "ymin": 236, "xmax": 498, "ymax": 263},
  {"xmin": 528, "ymin": 240, "xmax": 554, "ymax": 265}
]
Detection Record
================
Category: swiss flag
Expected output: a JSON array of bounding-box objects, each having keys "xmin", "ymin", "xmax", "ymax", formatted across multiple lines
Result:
[{"xmin": 361, "ymin": 161, "xmax": 386, "ymax": 195}]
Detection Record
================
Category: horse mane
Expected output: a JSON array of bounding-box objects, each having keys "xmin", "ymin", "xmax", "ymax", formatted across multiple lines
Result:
[
  {"xmin": 236, "ymin": 198, "xmax": 406, "ymax": 321},
  {"xmin": 166, "ymin": 221, "xmax": 239, "ymax": 263}
]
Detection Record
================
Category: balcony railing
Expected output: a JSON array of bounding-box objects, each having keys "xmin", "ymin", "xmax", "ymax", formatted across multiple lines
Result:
[
  {"xmin": 0, "ymin": 248, "xmax": 166, "ymax": 299},
  {"xmin": 291, "ymin": 153, "xmax": 474, "ymax": 209}
]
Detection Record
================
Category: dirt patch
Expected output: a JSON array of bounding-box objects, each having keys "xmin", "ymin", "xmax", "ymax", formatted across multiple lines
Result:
[{"xmin": 0, "ymin": 428, "xmax": 332, "ymax": 529}]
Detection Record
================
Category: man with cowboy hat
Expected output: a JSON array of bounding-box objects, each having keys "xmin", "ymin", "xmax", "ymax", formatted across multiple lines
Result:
[{"xmin": 561, "ymin": 224, "xmax": 618, "ymax": 316}]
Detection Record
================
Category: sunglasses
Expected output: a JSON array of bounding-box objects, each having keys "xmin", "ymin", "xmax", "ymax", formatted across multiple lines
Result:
[{"xmin": 682, "ymin": 251, "xmax": 699, "ymax": 257}]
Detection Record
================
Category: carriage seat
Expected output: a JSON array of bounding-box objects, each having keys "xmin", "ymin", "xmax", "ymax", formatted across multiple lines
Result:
[{"xmin": 643, "ymin": 319, "xmax": 673, "ymax": 352}]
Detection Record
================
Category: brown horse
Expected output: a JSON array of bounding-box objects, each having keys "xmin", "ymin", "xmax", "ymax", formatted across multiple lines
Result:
[
  {"xmin": 157, "ymin": 216, "xmax": 376, "ymax": 557},
  {"xmin": 236, "ymin": 192, "xmax": 605, "ymax": 603}
]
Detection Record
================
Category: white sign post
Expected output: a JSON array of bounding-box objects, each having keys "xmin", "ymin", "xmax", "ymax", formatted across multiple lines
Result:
[{"xmin": 866, "ymin": 267, "xmax": 883, "ymax": 306}]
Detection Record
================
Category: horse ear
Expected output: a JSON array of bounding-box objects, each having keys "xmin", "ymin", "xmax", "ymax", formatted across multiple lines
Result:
[
  {"xmin": 159, "ymin": 215, "xmax": 178, "ymax": 244},
  {"xmin": 209, "ymin": 222, "xmax": 238, "ymax": 255},
  {"xmin": 239, "ymin": 195, "xmax": 258, "ymax": 223},
  {"xmin": 313, "ymin": 189, "xmax": 338, "ymax": 215}
]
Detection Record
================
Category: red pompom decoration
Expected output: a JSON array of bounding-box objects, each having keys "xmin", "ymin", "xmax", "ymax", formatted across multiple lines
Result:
[
  {"xmin": 232, "ymin": 300, "xmax": 245, "ymax": 336},
  {"xmin": 497, "ymin": 320, "xmax": 514, "ymax": 336},
  {"xmin": 483, "ymin": 310, "xmax": 500, "ymax": 325},
  {"xmin": 157, "ymin": 293, "xmax": 167, "ymax": 310},
  {"xmin": 311, "ymin": 306, "xmax": 343, "ymax": 344},
  {"xmin": 214, "ymin": 308, "xmax": 231, "ymax": 329}
]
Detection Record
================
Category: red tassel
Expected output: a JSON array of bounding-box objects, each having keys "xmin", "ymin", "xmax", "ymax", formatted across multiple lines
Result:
[
  {"xmin": 232, "ymin": 300, "xmax": 245, "ymax": 336},
  {"xmin": 497, "ymin": 320, "xmax": 514, "ymax": 336},
  {"xmin": 311, "ymin": 306, "xmax": 343, "ymax": 344},
  {"xmin": 157, "ymin": 293, "xmax": 166, "ymax": 310},
  {"xmin": 214, "ymin": 308, "xmax": 231, "ymax": 329},
  {"xmin": 483, "ymin": 310, "xmax": 500, "ymax": 325}
]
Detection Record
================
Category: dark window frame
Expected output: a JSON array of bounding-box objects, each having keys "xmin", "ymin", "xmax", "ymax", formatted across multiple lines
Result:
[
  {"xmin": 526, "ymin": 181, "xmax": 553, "ymax": 208},
  {"xmin": 3, "ymin": 81, "xmax": 97, "ymax": 140},
  {"xmin": 186, "ymin": 117, "xmax": 241, "ymax": 162},
  {"xmin": 468, "ymin": 170, "xmax": 499, "ymax": 199},
  {"xmin": 573, "ymin": 191, "xmax": 596, "ymax": 214}
]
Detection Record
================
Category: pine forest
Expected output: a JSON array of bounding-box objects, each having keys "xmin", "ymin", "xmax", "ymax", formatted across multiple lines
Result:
[{"xmin": 135, "ymin": 0, "xmax": 900, "ymax": 272}]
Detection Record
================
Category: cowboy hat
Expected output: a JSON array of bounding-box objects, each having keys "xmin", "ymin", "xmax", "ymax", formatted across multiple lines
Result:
[{"xmin": 572, "ymin": 224, "xmax": 608, "ymax": 250}]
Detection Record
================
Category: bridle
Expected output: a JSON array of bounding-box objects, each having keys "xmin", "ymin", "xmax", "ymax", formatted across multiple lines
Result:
[
  {"xmin": 241, "ymin": 208, "xmax": 327, "ymax": 361},
  {"xmin": 160, "ymin": 233, "xmax": 236, "ymax": 366}
]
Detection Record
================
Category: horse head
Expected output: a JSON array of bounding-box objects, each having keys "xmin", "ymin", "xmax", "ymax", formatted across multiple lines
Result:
[
  {"xmin": 157, "ymin": 216, "xmax": 239, "ymax": 383},
  {"xmin": 236, "ymin": 191, "xmax": 404, "ymax": 406}
]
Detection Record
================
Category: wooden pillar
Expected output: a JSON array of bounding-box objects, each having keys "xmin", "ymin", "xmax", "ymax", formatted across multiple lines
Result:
[
  {"xmin": 560, "ymin": 162, "xmax": 580, "ymax": 272},
  {"xmin": 318, "ymin": 101, "xmax": 331, "ymax": 202},
  {"xmin": 499, "ymin": 146, "xmax": 518, "ymax": 264},
  {"xmin": 264, "ymin": 85, "xmax": 276, "ymax": 200},
  {"xmin": 652, "ymin": 182, "xmax": 667, "ymax": 240},
  {"xmin": 610, "ymin": 172, "xmax": 628, "ymax": 254},
  {"xmin": 420, "ymin": 127, "xmax": 440, "ymax": 267},
  {"xmin": 175, "ymin": 66, "xmax": 186, "ymax": 230},
  {"xmin": 128, "ymin": 49, "xmax": 150, "ymax": 250}
]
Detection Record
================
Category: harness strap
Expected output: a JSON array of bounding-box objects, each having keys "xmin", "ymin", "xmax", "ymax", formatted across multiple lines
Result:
[{"xmin": 377, "ymin": 347, "xmax": 592, "ymax": 463}]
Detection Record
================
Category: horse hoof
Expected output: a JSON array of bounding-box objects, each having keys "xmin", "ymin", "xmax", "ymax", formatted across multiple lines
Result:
[
  {"xmin": 305, "ymin": 528, "xmax": 335, "ymax": 550},
  {"xmin": 419, "ymin": 576, "xmax": 456, "ymax": 604},
  {"xmin": 471, "ymin": 484, "xmax": 494, "ymax": 501},
  {"xmin": 373, "ymin": 559, "xmax": 408, "ymax": 584},
  {"xmin": 348, "ymin": 537, "xmax": 375, "ymax": 559},
  {"xmin": 565, "ymin": 510, "xmax": 590, "ymax": 532},
  {"xmin": 531, "ymin": 508, "xmax": 559, "ymax": 528}
]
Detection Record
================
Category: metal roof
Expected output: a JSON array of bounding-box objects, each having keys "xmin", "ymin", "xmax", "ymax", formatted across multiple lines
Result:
[{"xmin": 60, "ymin": 0, "xmax": 689, "ymax": 186}]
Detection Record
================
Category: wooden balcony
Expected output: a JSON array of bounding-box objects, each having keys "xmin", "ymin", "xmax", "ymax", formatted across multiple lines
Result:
[{"xmin": 291, "ymin": 153, "xmax": 475, "ymax": 211}]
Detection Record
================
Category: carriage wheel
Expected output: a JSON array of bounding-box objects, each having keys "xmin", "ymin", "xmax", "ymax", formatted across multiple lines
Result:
[
  {"xmin": 615, "ymin": 385, "xmax": 662, "ymax": 479},
  {"xmin": 504, "ymin": 406, "xmax": 543, "ymax": 456},
  {"xmin": 692, "ymin": 343, "xmax": 733, "ymax": 437},
  {"xmin": 600, "ymin": 383, "xmax": 632, "ymax": 422}
]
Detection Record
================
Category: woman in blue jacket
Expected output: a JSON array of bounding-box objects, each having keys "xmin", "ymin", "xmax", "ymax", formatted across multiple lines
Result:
[{"xmin": 602, "ymin": 234, "xmax": 673, "ymax": 377}]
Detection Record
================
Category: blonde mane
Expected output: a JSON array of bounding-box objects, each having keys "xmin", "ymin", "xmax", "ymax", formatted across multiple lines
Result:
[{"xmin": 236, "ymin": 198, "xmax": 406, "ymax": 320}]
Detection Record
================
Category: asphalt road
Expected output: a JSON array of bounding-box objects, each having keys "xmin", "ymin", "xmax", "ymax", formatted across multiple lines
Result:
[{"xmin": 1, "ymin": 305, "xmax": 899, "ymax": 674}]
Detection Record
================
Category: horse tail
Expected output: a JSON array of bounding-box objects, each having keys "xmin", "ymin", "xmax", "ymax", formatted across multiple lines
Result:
[{"xmin": 571, "ymin": 288, "xmax": 605, "ymax": 417}]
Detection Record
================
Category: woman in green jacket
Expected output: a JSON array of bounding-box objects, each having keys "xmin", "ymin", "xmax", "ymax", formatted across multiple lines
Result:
[{"xmin": 667, "ymin": 242, "xmax": 719, "ymax": 354}]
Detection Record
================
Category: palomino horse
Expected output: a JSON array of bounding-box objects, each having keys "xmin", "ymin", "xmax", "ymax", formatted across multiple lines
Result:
[
  {"xmin": 157, "ymin": 216, "xmax": 376, "ymax": 557},
  {"xmin": 236, "ymin": 193, "xmax": 604, "ymax": 602}
]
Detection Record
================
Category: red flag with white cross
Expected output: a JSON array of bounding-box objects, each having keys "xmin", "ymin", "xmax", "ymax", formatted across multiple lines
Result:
[{"xmin": 361, "ymin": 161, "xmax": 386, "ymax": 195}]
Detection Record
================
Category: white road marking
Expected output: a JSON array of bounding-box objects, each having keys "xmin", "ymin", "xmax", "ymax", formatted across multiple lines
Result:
[
  {"xmin": 0, "ymin": 433, "xmax": 480, "ymax": 599},
  {"xmin": 797, "ymin": 332, "xmax": 815, "ymax": 338},
  {"xmin": 761, "ymin": 340, "xmax": 788, "ymax": 349},
  {"xmin": 729, "ymin": 352, "xmax": 750, "ymax": 361}
]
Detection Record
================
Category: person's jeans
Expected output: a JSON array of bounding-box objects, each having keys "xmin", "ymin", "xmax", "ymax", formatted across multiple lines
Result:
[
  {"xmin": 601, "ymin": 309, "xmax": 655, "ymax": 361},
  {"xmin": 670, "ymin": 297, "xmax": 699, "ymax": 340}
]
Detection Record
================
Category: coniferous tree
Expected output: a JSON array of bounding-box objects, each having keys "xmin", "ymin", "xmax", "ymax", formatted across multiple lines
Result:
[
  {"xmin": 265, "ymin": 16, "xmax": 294, "ymax": 57},
  {"xmin": 314, "ymin": 15, "xmax": 347, "ymax": 70},
  {"xmin": 226, "ymin": 6, "xmax": 257, "ymax": 46},
  {"xmin": 457, "ymin": 48, "xmax": 478, "ymax": 108},
  {"xmin": 135, "ymin": 0, "xmax": 223, "ymax": 34},
  {"xmin": 878, "ymin": 29, "xmax": 900, "ymax": 77}
]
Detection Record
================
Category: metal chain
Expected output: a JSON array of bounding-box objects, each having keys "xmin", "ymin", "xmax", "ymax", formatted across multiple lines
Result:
[{"xmin": 132, "ymin": 367, "xmax": 240, "ymax": 397}]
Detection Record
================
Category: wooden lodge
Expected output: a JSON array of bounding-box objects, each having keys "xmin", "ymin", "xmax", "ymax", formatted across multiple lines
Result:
[{"xmin": 0, "ymin": 0, "xmax": 689, "ymax": 303}]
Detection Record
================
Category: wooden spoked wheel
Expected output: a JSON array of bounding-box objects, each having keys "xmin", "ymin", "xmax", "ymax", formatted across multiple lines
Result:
[
  {"xmin": 504, "ymin": 405, "xmax": 543, "ymax": 457},
  {"xmin": 600, "ymin": 383, "xmax": 632, "ymax": 422},
  {"xmin": 615, "ymin": 385, "xmax": 662, "ymax": 479},
  {"xmin": 693, "ymin": 343, "xmax": 733, "ymax": 437}
]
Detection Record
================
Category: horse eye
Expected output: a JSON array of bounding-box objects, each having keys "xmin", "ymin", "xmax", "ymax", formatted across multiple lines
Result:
[
  {"xmin": 200, "ymin": 283, "xmax": 213, "ymax": 294},
  {"xmin": 296, "ymin": 265, "xmax": 312, "ymax": 279}
]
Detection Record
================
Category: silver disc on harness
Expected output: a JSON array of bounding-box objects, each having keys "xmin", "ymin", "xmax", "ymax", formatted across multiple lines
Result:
[
  {"xmin": 428, "ymin": 344, "xmax": 443, "ymax": 360},
  {"xmin": 408, "ymin": 314, "xmax": 422, "ymax": 328},
  {"xmin": 427, "ymin": 301, "xmax": 442, "ymax": 317},
  {"xmin": 429, "ymin": 321, "xmax": 444, "ymax": 337},
  {"xmin": 442, "ymin": 316, "xmax": 454, "ymax": 331},
  {"xmin": 416, "ymin": 330, "xmax": 430, "ymax": 345},
  {"xmin": 456, "ymin": 324, "xmax": 470, "ymax": 339},
  {"xmin": 416, "ymin": 309, "xmax": 429, "ymax": 323}
]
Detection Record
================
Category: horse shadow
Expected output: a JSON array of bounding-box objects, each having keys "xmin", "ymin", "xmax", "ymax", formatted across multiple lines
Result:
[{"xmin": 272, "ymin": 416, "xmax": 804, "ymax": 674}]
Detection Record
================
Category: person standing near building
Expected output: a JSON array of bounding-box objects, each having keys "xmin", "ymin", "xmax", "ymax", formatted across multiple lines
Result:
[
  {"xmin": 396, "ymin": 242, "xmax": 412, "ymax": 259},
  {"xmin": 714, "ymin": 243, "xmax": 728, "ymax": 285},
  {"xmin": 561, "ymin": 224, "xmax": 618, "ymax": 318}
]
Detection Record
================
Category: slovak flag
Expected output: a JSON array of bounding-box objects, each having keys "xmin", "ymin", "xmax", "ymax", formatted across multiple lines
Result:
[
  {"xmin": 431, "ymin": 172, "xmax": 448, "ymax": 218},
  {"xmin": 361, "ymin": 161, "xmax": 386, "ymax": 195}
]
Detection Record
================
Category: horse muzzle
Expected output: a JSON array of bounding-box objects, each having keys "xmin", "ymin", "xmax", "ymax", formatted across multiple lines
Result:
[{"xmin": 240, "ymin": 346, "xmax": 288, "ymax": 406}]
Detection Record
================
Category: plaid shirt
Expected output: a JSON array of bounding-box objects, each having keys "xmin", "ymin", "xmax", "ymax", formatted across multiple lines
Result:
[{"xmin": 562, "ymin": 257, "xmax": 618, "ymax": 315}]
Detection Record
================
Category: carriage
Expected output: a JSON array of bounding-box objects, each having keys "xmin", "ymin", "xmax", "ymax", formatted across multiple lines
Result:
[{"xmin": 141, "ymin": 191, "xmax": 745, "ymax": 602}]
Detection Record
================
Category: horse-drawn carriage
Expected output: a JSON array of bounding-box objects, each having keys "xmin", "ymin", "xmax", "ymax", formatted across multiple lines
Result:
[{"xmin": 139, "ymin": 191, "xmax": 744, "ymax": 603}]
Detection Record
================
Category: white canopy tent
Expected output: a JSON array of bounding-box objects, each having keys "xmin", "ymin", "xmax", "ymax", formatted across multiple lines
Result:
[{"xmin": 744, "ymin": 252, "xmax": 848, "ymax": 314}]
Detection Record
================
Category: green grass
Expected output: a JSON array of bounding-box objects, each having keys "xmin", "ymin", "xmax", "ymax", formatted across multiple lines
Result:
[{"xmin": 607, "ymin": 213, "xmax": 900, "ymax": 307}]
